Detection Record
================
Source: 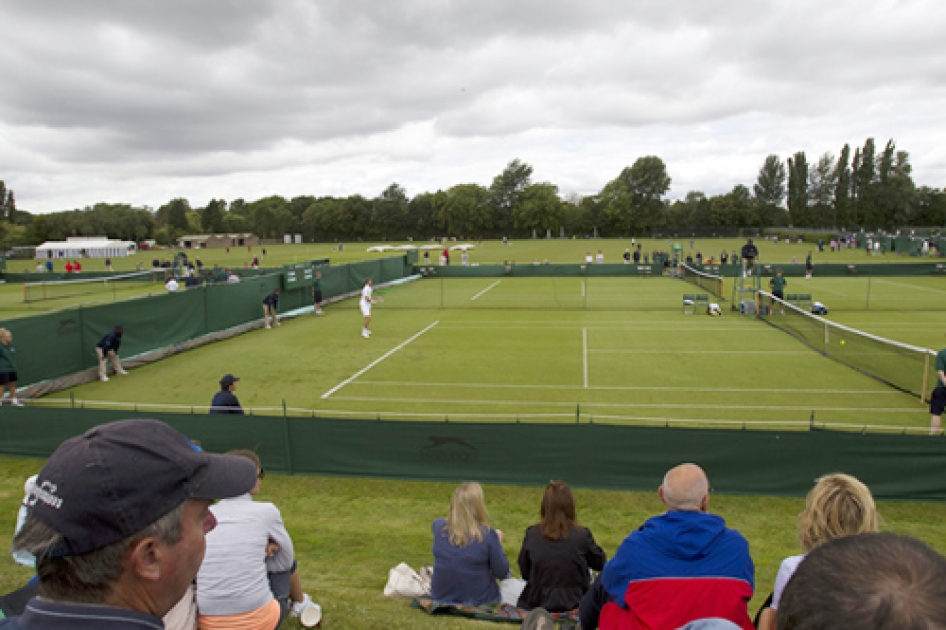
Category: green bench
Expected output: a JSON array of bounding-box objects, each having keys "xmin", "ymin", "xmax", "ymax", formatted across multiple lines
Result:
[
  {"xmin": 785, "ymin": 293, "xmax": 813, "ymax": 308},
  {"xmin": 682, "ymin": 293, "xmax": 709, "ymax": 315}
]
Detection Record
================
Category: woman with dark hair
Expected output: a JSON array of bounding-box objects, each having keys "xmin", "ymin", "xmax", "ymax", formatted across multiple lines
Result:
[{"xmin": 517, "ymin": 481, "xmax": 606, "ymax": 611}]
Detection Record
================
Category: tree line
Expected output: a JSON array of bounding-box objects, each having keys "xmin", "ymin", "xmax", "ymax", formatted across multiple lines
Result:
[{"xmin": 3, "ymin": 137, "xmax": 945, "ymax": 246}]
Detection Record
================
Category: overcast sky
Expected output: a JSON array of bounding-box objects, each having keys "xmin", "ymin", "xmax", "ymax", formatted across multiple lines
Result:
[{"xmin": 2, "ymin": 0, "xmax": 945, "ymax": 214}]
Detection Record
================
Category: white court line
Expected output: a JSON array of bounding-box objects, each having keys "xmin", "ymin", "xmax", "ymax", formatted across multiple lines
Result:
[
  {"xmin": 471, "ymin": 281, "xmax": 502, "ymax": 300},
  {"xmin": 437, "ymin": 324, "xmax": 772, "ymax": 332},
  {"xmin": 583, "ymin": 328, "xmax": 588, "ymax": 388},
  {"xmin": 327, "ymin": 395, "xmax": 924, "ymax": 413},
  {"xmin": 592, "ymin": 349, "xmax": 812, "ymax": 355},
  {"xmin": 354, "ymin": 380, "xmax": 901, "ymax": 395},
  {"xmin": 581, "ymin": 280, "xmax": 586, "ymax": 298},
  {"xmin": 874, "ymin": 278, "xmax": 946, "ymax": 295},
  {"xmin": 321, "ymin": 321, "xmax": 439, "ymax": 399}
]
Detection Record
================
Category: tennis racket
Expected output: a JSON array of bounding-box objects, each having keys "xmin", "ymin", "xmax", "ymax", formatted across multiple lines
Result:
[{"xmin": 373, "ymin": 294, "xmax": 385, "ymax": 303}]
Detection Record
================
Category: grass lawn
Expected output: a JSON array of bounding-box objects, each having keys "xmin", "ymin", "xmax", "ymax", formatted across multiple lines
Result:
[
  {"xmin": 7, "ymin": 236, "xmax": 935, "ymax": 276},
  {"xmin": 2, "ymin": 241, "xmax": 944, "ymax": 627},
  {"xmin": 1, "ymin": 457, "xmax": 945, "ymax": 629},
  {"xmin": 35, "ymin": 277, "xmax": 929, "ymax": 432}
]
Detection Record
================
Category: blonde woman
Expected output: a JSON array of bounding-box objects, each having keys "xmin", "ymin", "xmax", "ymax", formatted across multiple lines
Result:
[
  {"xmin": 431, "ymin": 482, "xmax": 510, "ymax": 605},
  {"xmin": 757, "ymin": 473, "xmax": 878, "ymax": 630}
]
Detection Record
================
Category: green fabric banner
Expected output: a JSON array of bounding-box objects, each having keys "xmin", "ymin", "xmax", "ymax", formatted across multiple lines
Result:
[{"xmin": 2, "ymin": 407, "xmax": 944, "ymax": 502}]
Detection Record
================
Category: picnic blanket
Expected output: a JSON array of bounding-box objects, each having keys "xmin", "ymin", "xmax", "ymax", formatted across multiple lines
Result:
[{"xmin": 411, "ymin": 596, "xmax": 580, "ymax": 624}]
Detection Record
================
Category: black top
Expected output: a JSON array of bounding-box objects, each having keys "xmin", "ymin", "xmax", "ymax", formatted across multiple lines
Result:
[
  {"xmin": 210, "ymin": 390, "xmax": 244, "ymax": 414},
  {"xmin": 96, "ymin": 332, "xmax": 122, "ymax": 353},
  {"xmin": 741, "ymin": 242, "xmax": 759, "ymax": 259},
  {"xmin": 517, "ymin": 525, "xmax": 607, "ymax": 612},
  {"xmin": 0, "ymin": 597, "xmax": 164, "ymax": 629},
  {"xmin": 263, "ymin": 291, "xmax": 279, "ymax": 307}
]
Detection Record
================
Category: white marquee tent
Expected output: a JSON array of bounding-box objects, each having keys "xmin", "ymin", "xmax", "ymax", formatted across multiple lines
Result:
[{"xmin": 35, "ymin": 237, "xmax": 138, "ymax": 259}]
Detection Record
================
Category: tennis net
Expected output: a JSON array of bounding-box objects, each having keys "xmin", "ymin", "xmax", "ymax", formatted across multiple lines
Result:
[
  {"xmin": 23, "ymin": 270, "xmax": 168, "ymax": 303},
  {"xmin": 678, "ymin": 263, "xmax": 726, "ymax": 300},
  {"xmin": 755, "ymin": 290, "xmax": 936, "ymax": 400}
]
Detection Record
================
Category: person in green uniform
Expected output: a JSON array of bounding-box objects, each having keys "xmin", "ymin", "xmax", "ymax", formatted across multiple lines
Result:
[
  {"xmin": 929, "ymin": 345, "xmax": 946, "ymax": 435},
  {"xmin": 769, "ymin": 268, "xmax": 787, "ymax": 316},
  {"xmin": 0, "ymin": 328, "xmax": 22, "ymax": 406},
  {"xmin": 312, "ymin": 271, "xmax": 324, "ymax": 315}
]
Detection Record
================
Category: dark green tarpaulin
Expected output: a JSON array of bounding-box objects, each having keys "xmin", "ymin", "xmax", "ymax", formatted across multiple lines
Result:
[{"xmin": 2, "ymin": 407, "xmax": 943, "ymax": 502}]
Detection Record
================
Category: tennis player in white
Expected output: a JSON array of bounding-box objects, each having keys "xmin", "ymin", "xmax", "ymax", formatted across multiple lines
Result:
[{"xmin": 360, "ymin": 278, "xmax": 375, "ymax": 338}]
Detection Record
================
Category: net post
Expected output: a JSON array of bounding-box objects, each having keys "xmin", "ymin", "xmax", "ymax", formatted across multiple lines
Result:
[
  {"xmin": 922, "ymin": 352, "xmax": 932, "ymax": 401},
  {"xmin": 576, "ymin": 404, "xmax": 580, "ymax": 424}
]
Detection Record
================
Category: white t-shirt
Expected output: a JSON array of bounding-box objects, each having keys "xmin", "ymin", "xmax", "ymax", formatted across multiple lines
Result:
[
  {"xmin": 166, "ymin": 278, "xmax": 179, "ymax": 292},
  {"xmin": 360, "ymin": 284, "xmax": 373, "ymax": 306},
  {"xmin": 771, "ymin": 553, "xmax": 806, "ymax": 609}
]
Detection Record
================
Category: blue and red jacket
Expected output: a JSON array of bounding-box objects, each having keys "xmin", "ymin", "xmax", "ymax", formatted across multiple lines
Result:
[{"xmin": 599, "ymin": 510, "xmax": 754, "ymax": 630}]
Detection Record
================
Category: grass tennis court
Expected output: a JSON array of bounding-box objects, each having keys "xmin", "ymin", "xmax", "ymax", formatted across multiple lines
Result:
[
  {"xmin": 40, "ymin": 276, "xmax": 931, "ymax": 433},
  {"xmin": 3, "ymin": 247, "xmax": 945, "ymax": 629}
]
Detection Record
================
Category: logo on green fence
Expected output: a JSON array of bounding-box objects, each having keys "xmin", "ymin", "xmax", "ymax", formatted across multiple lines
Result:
[{"xmin": 419, "ymin": 436, "xmax": 478, "ymax": 463}]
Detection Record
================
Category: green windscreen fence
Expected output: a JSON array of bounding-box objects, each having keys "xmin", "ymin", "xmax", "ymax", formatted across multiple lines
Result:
[
  {"xmin": 3, "ymin": 256, "xmax": 412, "ymax": 386},
  {"xmin": 1, "ymin": 407, "xmax": 944, "ymax": 502}
]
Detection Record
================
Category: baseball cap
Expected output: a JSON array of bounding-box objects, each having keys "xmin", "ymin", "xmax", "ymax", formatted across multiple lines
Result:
[
  {"xmin": 220, "ymin": 374, "xmax": 239, "ymax": 387},
  {"xmin": 26, "ymin": 419, "xmax": 257, "ymax": 557}
]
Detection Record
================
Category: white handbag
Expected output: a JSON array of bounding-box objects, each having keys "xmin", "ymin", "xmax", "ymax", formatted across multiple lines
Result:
[{"xmin": 383, "ymin": 562, "xmax": 432, "ymax": 598}]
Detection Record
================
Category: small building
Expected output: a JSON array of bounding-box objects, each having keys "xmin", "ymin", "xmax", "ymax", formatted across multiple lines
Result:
[
  {"xmin": 35, "ymin": 237, "xmax": 137, "ymax": 259},
  {"xmin": 177, "ymin": 233, "xmax": 261, "ymax": 249}
]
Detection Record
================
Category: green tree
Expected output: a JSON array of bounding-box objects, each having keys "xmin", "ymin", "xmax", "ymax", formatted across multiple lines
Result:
[
  {"xmin": 852, "ymin": 138, "xmax": 876, "ymax": 228},
  {"xmin": 201, "ymin": 199, "xmax": 227, "ymax": 233},
  {"xmin": 405, "ymin": 192, "xmax": 436, "ymax": 238},
  {"xmin": 787, "ymin": 152, "xmax": 809, "ymax": 226},
  {"xmin": 808, "ymin": 153, "xmax": 837, "ymax": 228},
  {"xmin": 754, "ymin": 155, "xmax": 786, "ymax": 208},
  {"xmin": 160, "ymin": 198, "xmax": 191, "ymax": 239},
  {"xmin": 600, "ymin": 156, "xmax": 671, "ymax": 235},
  {"xmin": 915, "ymin": 187, "xmax": 946, "ymax": 227},
  {"xmin": 514, "ymin": 183, "xmax": 562, "ymax": 234},
  {"xmin": 874, "ymin": 140, "xmax": 916, "ymax": 228},
  {"xmin": 835, "ymin": 145, "xmax": 852, "ymax": 228},
  {"xmin": 372, "ymin": 183, "xmax": 409, "ymax": 238},
  {"xmin": 489, "ymin": 159, "xmax": 533, "ymax": 235}
]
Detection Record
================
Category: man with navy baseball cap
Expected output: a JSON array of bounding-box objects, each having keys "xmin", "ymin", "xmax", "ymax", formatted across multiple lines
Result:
[{"xmin": 0, "ymin": 418, "xmax": 257, "ymax": 629}]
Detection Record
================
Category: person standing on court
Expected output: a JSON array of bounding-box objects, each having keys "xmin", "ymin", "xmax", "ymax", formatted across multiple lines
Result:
[
  {"xmin": 805, "ymin": 251, "xmax": 814, "ymax": 279},
  {"xmin": 210, "ymin": 374, "xmax": 244, "ymax": 415},
  {"xmin": 0, "ymin": 328, "xmax": 23, "ymax": 406},
  {"xmin": 263, "ymin": 289, "xmax": 280, "ymax": 329},
  {"xmin": 95, "ymin": 324, "xmax": 127, "ymax": 382},
  {"xmin": 360, "ymin": 278, "xmax": 376, "ymax": 339},
  {"xmin": 769, "ymin": 268, "xmax": 787, "ymax": 316},
  {"xmin": 312, "ymin": 271, "xmax": 324, "ymax": 315},
  {"xmin": 740, "ymin": 238, "xmax": 759, "ymax": 276},
  {"xmin": 929, "ymin": 341, "xmax": 946, "ymax": 435}
]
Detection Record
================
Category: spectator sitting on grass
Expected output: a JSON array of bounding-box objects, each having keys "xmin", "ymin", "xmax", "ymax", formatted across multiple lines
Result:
[
  {"xmin": 0, "ymin": 419, "xmax": 256, "ymax": 630},
  {"xmin": 210, "ymin": 373, "xmax": 244, "ymax": 415},
  {"xmin": 431, "ymin": 482, "xmax": 510, "ymax": 606},
  {"xmin": 195, "ymin": 449, "xmax": 318, "ymax": 629},
  {"xmin": 580, "ymin": 463, "xmax": 754, "ymax": 630},
  {"xmin": 776, "ymin": 532, "xmax": 946, "ymax": 630},
  {"xmin": 756, "ymin": 473, "xmax": 877, "ymax": 630},
  {"xmin": 517, "ymin": 481, "xmax": 606, "ymax": 612}
]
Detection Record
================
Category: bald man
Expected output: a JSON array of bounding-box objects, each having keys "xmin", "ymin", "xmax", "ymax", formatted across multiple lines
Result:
[{"xmin": 580, "ymin": 464, "xmax": 755, "ymax": 630}]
